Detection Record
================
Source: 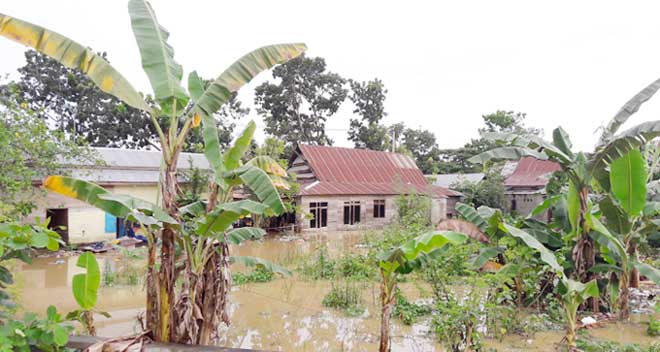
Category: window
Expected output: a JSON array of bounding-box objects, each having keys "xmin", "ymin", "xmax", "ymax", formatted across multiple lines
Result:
[
  {"xmin": 309, "ymin": 202, "xmax": 328, "ymax": 228},
  {"xmin": 343, "ymin": 201, "xmax": 361, "ymax": 225},
  {"xmin": 373, "ymin": 199, "xmax": 386, "ymax": 218},
  {"xmin": 511, "ymin": 199, "xmax": 517, "ymax": 212}
]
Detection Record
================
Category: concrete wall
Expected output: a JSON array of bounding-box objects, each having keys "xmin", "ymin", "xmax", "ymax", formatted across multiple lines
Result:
[
  {"xmin": 28, "ymin": 184, "xmax": 160, "ymax": 244},
  {"xmin": 298, "ymin": 195, "xmax": 447, "ymax": 232},
  {"xmin": 504, "ymin": 192, "xmax": 547, "ymax": 220}
]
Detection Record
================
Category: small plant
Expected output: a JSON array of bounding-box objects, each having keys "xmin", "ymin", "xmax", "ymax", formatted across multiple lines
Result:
[
  {"xmin": 335, "ymin": 253, "xmax": 375, "ymax": 281},
  {"xmin": 66, "ymin": 252, "xmax": 108, "ymax": 336},
  {"xmin": 322, "ymin": 281, "xmax": 364, "ymax": 317},
  {"xmin": 298, "ymin": 246, "xmax": 335, "ymax": 280},
  {"xmin": 393, "ymin": 289, "xmax": 431, "ymax": 325},
  {"xmin": 647, "ymin": 315, "xmax": 660, "ymax": 337},
  {"xmin": 0, "ymin": 305, "xmax": 73, "ymax": 352},
  {"xmin": 232, "ymin": 266, "xmax": 274, "ymax": 285},
  {"xmin": 576, "ymin": 338, "xmax": 660, "ymax": 352}
]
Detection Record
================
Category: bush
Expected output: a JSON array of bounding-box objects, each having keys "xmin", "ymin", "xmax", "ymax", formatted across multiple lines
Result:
[
  {"xmin": 298, "ymin": 246, "xmax": 335, "ymax": 280},
  {"xmin": 335, "ymin": 254, "xmax": 375, "ymax": 281},
  {"xmin": 576, "ymin": 339, "xmax": 660, "ymax": 352},
  {"xmin": 233, "ymin": 266, "xmax": 274, "ymax": 285},
  {"xmin": 393, "ymin": 289, "xmax": 431, "ymax": 325},
  {"xmin": 322, "ymin": 281, "xmax": 364, "ymax": 317},
  {"xmin": 0, "ymin": 305, "xmax": 73, "ymax": 352}
]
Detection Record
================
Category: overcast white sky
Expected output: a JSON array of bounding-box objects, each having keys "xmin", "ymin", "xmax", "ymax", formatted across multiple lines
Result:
[{"xmin": 2, "ymin": 0, "xmax": 660, "ymax": 152}]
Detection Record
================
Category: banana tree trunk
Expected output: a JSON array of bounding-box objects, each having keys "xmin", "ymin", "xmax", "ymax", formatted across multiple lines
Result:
[
  {"xmin": 379, "ymin": 271, "xmax": 396, "ymax": 352},
  {"xmin": 571, "ymin": 187, "xmax": 598, "ymax": 312},
  {"xmin": 629, "ymin": 243, "xmax": 640, "ymax": 288},
  {"xmin": 154, "ymin": 148, "xmax": 181, "ymax": 342},
  {"xmin": 618, "ymin": 272, "xmax": 630, "ymax": 320},
  {"xmin": 146, "ymin": 236, "xmax": 159, "ymax": 336}
]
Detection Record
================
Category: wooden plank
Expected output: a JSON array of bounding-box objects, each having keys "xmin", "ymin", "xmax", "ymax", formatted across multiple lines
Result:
[{"xmin": 67, "ymin": 335, "xmax": 267, "ymax": 351}]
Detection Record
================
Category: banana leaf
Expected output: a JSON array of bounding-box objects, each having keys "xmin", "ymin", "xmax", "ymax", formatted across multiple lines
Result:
[
  {"xmin": 230, "ymin": 256, "xmax": 291, "ymax": 276},
  {"xmin": 128, "ymin": 0, "xmax": 187, "ymax": 112},
  {"xmin": 0, "ymin": 13, "xmax": 150, "ymax": 112}
]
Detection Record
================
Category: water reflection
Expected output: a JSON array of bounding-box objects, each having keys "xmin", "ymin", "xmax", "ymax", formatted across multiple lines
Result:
[{"xmin": 12, "ymin": 232, "xmax": 658, "ymax": 351}]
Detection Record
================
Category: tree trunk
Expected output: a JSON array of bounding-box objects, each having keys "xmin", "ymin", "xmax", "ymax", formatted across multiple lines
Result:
[
  {"xmin": 571, "ymin": 187, "xmax": 598, "ymax": 312},
  {"xmin": 83, "ymin": 310, "xmax": 96, "ymax": 336},
  {"xmin": 146, "ymin": 241, "xmax": 158, "ymax": 336},
  {"xmin": 629, "ymin": 243, "xmax": 640, "ymax": 289},
  {"xmin": 618, "ymin": 272, "xmax": 630, "ymax": 320},
  {"xmin": 153, "ymin": 148, "xmax": 181, "ymax": 342},
  {"xmin": 379, "ymin": 273, "xmax": 396, "ymax": 352}
]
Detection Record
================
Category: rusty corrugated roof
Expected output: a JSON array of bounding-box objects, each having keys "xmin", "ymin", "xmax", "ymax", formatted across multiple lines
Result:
[
  {"xmin": 297, "ymin": 145, "xmax": 458, "ymax": 197},
  {"xmin": 504, "ymin": 157, "xmax": 561, "ymax": 188}
]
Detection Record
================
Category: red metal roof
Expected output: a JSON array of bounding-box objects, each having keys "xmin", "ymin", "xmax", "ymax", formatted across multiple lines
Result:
[
  {"xmin": 296, "ymin": 145, "xmax": 458, "ymax": 197},
  {"xmin": 504, "ymin": 157, "xmax": 562, "ymax": 188}
]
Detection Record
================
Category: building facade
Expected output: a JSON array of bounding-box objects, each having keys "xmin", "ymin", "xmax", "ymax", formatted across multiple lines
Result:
[
  {"xmin": 289, "ymin": 145, "xmax": 459, "ymax": 232},
  {"xmin": 502, "ymin": 157, "xmax": 561, "ymax": 218},
  {"xmin": 29, "ymin": 148, "xmax": 209, "ymax": 244}
]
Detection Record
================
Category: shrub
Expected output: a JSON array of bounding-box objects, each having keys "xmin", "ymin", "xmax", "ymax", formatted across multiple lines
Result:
[
  {"xmin": 298, "ymin": 246, "xmax": 335, "ymax": 280},
  {"xmin": 335, "ymin": 254, "xmax": 375, "ymax": 281},
  {"xmin": 393, "ymin": 289, "xmax": 431, "ymax": 325},
  {"xmin": 0, "ymin": 305, "xmax": 73, "ymax": 352},
  {"xmin": 576, "ymin": 339, "xmax": 660, "ymax": 352},
  {"xmin": 322, "ymin": 281, "xmax": 364, "ymax": 317},
  {"xmin": 232, "ymin": 266, "xmax": 274, "ymax": 285}
]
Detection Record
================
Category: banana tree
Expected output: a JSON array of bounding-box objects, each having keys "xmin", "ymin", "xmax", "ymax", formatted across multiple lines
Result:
[
  {"xmin": 469, "ymin": 106, "xmax": 660, "ymax": 312},
  {"xmin": 1, "ymin": 0, "xmax": 306, "ymax": 344},
  {"xmin": 377, "ymin": 231, "xmax": 469, "ymax": 352},
  {"xmin": 597, "ymin": 149, "xmax": 660, "ymax": 319},
  {"xmin": 497, "ymin": 223, "xmax": 598, "ymax": 349}
]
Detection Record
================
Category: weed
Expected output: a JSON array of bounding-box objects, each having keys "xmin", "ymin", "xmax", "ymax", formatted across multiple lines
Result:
[
  {"xmin": 233, "ymin": 266, "xmax": 274, "ymax": 285},
  {"xmin": 322, "ymin": 281, "xmax": 364, "ymax": 316},
  {"xmin": 393, "ymin": 289, "xmax": 431, "ymax": 325}
]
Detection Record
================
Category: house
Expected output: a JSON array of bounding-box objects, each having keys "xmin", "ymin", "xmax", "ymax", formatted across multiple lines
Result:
[
  {"xmin": 29, "ymin": 147, "xmax": 210, "ymax": 244},
  {"xmin": 502, "ymin": 157, "xmax": 561, "ymax": 217},
  {"xmin": 427, "ymin": 173, "xmax": 484, "ymax": 218},
  {"xmin": 288, "ymin": 145, "xmax": 460, "ymax": 231}
]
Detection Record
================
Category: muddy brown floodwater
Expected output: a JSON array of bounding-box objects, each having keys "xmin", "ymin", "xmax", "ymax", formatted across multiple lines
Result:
[{"xmin": 12, "ymin": 231, "xmax": 660, "ymax": 351}]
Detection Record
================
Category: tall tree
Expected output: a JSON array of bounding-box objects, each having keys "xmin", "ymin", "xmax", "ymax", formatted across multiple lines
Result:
[
  {"xmin": 10, "ymin": 50, "xmax": 157, "ymax": 148},
  {"xmin": 347, "ymin": 78, "xmax": 390, "ymax": 151},
  {"xmin": 402, "ymin": 127, "xmax": 440, "ymax": 174},
  {"xmin": 255, "ymin": 55, "xmax": 347, "ymax": 149},
  {"xmin": 6, "ymin": 50, "xmax": 245, "ymax": 151}
]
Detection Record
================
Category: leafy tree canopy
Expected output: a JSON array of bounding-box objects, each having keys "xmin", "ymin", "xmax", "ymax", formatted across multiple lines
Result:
[
  {"xmin": 0, "ymin": 85, "xmax": 97, "ymax": 218},
  {"xmin": 347, "ymin": 79, "xmax": 391, "ymax": 151},
  {"xmin": 255, "ymin": 55, "xmax": 347, "ymax": 150}
]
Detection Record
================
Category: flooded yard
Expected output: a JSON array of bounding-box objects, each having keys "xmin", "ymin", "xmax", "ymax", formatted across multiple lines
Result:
[{"xmin": 12, "ymin": 232, "xmax": 659, "ymax": 351}]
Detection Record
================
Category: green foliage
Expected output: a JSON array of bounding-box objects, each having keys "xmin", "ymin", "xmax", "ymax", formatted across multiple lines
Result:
[
  {"xmin": 335, "ymin": 254, "xmax": 376, "ymax": 281},
  {"xmin": 576, "ymin": 338, "xmax": 660, "ymax": 352},
  {"xmin": 647, "ymin": 315, "xmax": 660, "ymax": 337},
  {"xmin": 0, "ymin": 220, "xmax": 62, "ymax": 316},
  {"xmin": 256, "ymin": 54, "xmax": 347, "ymax": 150},
  {"xmin": 0, "ymin": 306, "xmax": 73, "ymax": 352},
  {"xmin": 347, "ymin": 78, "xmax": 390, "ymax": 151},
  {"xmin": 321, "ymin": 281, "xmax": 364, "ymax": 317},
  {"xmin": 297, "ymin": 246, "xmax": 336, "ymax": 280},
  {"xmin": 394, "ymin": 191, "xmax": 432, "ymax": 228},
  {"xmin": 451, "ymin": 172, "xmax": 505, "ymax": 209},
  {"xmin": 0, "ymin": 87, "xmax": 96, "ymax": 218},
  {"xmin": 232, "ymin": 266, "xmax": 274, "ymax": 285},
  {"xmin": 72, "ymin": 253, "xmax": 100, "ymax": 310},
  {"xmin": 393, "ymin": 289, "xmax": 431, "ymax": 325}
]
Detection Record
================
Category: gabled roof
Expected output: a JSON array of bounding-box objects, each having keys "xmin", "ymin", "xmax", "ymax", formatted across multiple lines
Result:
[
  {"xmin": 295, "ymin": 145, "xmax": 459, "ymax": 197},
  {"xmin": 63, "ymin": 147, "xmax": 209, "ymax": 184},
  {"xmin": 504, "ymin": 157, "xmax": 561, "ymax": 188}
]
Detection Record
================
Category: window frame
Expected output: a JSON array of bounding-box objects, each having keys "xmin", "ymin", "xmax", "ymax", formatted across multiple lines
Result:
[
  {"xmin": 343, "ymin": 201, "xmax": 361, "ymax": 225},
  {"xmin": 373, "ymin": 199, "xmax": 386, "ymax": 218}
]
